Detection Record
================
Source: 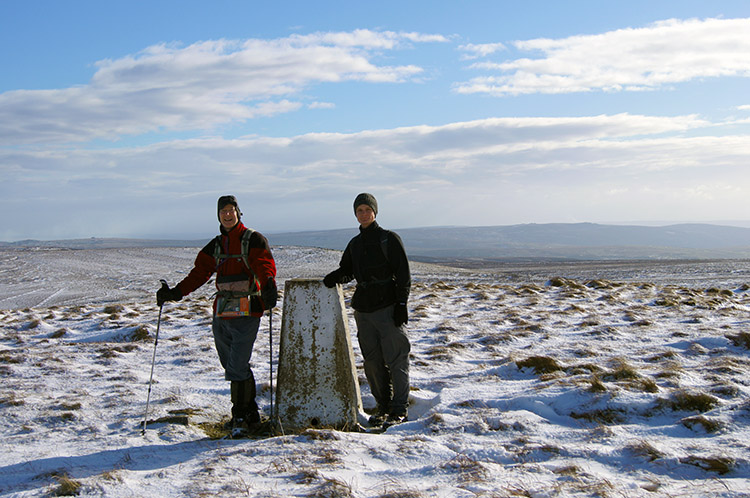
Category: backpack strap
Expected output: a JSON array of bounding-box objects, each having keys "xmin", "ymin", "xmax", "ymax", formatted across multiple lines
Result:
[
  {"xmin": 213, "ymin": 229, "xmax": 256, "ymax": 268},
  {"xmin": 352, "ymin": 230, "xmax": 394, "ymax": 288},
  {"xmin": 352, "ymin": 231, "xmax": 390, "ymax": 264},
  {"xmin": 213, "ymin": 229, "xmax": 260, "ymax": 296},
  {"xmin": 380, "ymin": 231, "xmax": 389, "ymax": 265}
]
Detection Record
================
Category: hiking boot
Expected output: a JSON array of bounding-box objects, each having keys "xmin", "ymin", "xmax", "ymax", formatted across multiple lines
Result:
[
  {"xmin": 232, "ymin": 417, "xmax": 248, "ymax": 431},
  {"xmin": 368, "ymin": 406, "xmax": 390, "ymax": 427},
  {"xmin": 231, "ymin": 379, "xmax": 260, "ymax": 425},
  {"xmin": 383, "ymin": 411, "xmax": 408, "ymax": 427},
  {"xmin": 246, "ymin": 409, "xmax": 261, "ymax": 425},
  {"xmin": 223, "ymin": 417, "xmax": 239, "ymax": 430},
  {"xmin": 225, "ymin": 417, "xmax": 248, "ymax": 437}
]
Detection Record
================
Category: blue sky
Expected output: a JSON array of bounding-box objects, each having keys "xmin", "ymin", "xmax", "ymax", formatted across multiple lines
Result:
[{"xmin": 2, "ymin": 1, "xmax": 750, "ymax": 241}]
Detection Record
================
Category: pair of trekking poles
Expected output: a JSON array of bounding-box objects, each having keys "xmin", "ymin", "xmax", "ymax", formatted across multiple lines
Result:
[{"xmin": 141, "ymin": 280, "xmax": 275, "ymax": 435}]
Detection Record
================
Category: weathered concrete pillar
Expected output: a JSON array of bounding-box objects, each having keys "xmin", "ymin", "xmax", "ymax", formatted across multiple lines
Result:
[{"xmin": 274, "ymin": 278, "xmax": 362, "ymax": 431}]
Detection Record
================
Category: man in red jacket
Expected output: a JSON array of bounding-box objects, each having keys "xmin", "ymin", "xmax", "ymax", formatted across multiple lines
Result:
[{"xmin": 157, "ymin": 195, "xmax": 277, "ymax": 431}]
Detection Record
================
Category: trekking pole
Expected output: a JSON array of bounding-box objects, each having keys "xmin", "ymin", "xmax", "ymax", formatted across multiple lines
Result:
[
  {"xmin": 268, "ymin": 308, "xmax": 274, "ymax": 418},
  {"xmin": 142, "ymin": 279, "xmax": 168, "ymax": 435}
]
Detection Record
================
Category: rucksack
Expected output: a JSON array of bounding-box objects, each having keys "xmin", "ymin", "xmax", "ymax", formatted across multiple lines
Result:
[{"xmin": 212, "ymin": 229, "xmax": 261, "ymax": 299}]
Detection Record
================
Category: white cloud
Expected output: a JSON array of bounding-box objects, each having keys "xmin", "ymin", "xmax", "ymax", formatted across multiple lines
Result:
[
  {"xmin": 455, "ymin": 17, "xmax": 750, "ymax": 96},
  {"xmin": 2, "ymin": 112, "xmax": 747, "ymax": 239},
  {"xmin": 0, "ymin": 30, "xmax": 445, "ymax": 145},
  {"xmin": 458, "ymin": 42, "xmax": 507, "ymax": 60},
  {"xmin": 308, "ymin": 102, "xmax": 336, "ymax": 110}
]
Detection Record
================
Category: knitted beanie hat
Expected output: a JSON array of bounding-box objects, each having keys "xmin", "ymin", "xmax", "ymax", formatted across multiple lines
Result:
[
  {"xmin": 353, "ymin": 193, "xmax": 378, "ymax": 216},
  {"xmin": 217, "ymin": 195, "xmax": 242, "ymax": 221}
]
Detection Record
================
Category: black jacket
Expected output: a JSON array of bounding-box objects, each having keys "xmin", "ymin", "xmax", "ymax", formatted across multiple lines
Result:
[{"xmin": 329, "ymin": 221, "xmax": 411, "ymax": 312}]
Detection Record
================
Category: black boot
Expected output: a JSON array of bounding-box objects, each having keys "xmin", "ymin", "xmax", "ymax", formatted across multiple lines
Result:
[
  {"xmin": 241, "ymin": 377, "xmax": 260, "ymax": 424},
  {"xmin": 368, "ymin": 402, "xmax": 391, "ymax": 427},
  {"xmin": 230, "ymin": 379, "xmax": 260, "ymax": 423},
  {"xmin": 229, "ymin": 380, "xmax": 248, "ymax": 431}
]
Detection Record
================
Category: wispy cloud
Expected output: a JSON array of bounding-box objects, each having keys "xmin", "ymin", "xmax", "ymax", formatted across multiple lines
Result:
[
  {"xmin": 455, "ymin": 17, "xmax": 750, "ymax": 96},
  {"xmin": 2, "ymin": 112, "xmax": 746, "ymax": 239},
  {"xmin": 458, "ymin": 42, "xmax": 507, "ymax": 60},
  {"xmin": 308, "ymin": 101, "xmax": 336, "ymax": 110},
  {"xmin": 0, "ymin": 30, "xmax": 447, "ymax": 145}
]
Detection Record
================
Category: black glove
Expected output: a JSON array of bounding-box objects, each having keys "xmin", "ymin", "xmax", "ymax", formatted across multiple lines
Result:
[
  {"xmin": 323, "ymin": 271, "xmax": 339, "ymax": 288},
  {"xmin": 156, "ymin": 282, "xmax": 182, "ymax": 306},
  {"xmin": 262, "ymin": 277, "xmax": 278, "ymax": 310},
  {"xmin": 393, "ymin": 303, "xmax": 408, "ymax": 327}
]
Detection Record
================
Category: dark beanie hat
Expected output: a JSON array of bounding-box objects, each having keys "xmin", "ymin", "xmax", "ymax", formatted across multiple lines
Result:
[
  {"xmin": 217, "ymin": 195, "xmax": 242, "ymax": 221},
  {"xmin": 353, "ymin": 193, "xmax": 378, "ymax": 216}
]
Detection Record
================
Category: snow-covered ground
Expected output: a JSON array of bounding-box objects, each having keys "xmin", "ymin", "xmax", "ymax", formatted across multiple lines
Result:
[{"xmin": 1, "ymin": 246, "xmax": 749, "ymax": 497}]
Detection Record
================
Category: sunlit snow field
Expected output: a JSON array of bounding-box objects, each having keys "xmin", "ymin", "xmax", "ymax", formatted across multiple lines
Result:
[{"xmin": 1, "ymin": 246, "xmax": 749, "ymax": 497}]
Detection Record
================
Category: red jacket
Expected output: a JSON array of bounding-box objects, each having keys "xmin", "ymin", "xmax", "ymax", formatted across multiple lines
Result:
[{"xmin": 175, "ymin": 222, "xmax": 276, "ymax": 317}]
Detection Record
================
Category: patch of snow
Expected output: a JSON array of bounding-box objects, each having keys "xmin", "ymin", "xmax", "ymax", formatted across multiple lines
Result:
[{"xmin": 0, "ymin": 246, "xmax": 749, "ymax": 496}]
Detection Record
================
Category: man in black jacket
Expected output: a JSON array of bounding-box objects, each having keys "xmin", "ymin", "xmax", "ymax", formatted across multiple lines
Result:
[{"xmin": 324, "ymin": 193, "xmax": 412, "ymax": 427}]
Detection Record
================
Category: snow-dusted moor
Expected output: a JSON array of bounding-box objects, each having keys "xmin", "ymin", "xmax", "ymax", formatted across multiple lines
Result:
[{"xmin": 1, "ymin": 246, "xmax": 749, "ymax": 497}]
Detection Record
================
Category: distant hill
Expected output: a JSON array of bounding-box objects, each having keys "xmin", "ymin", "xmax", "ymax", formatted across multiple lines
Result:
[
  {"xmin": 4, "ymin": 223, "xmax": 750, "ymax": 262},
  {"xmin": 268, "ymin": 223, "xmax": 750, "ymax": 263},
  {"xmin": 0, "ymin": 237, "xmax": 209, "ymax": 250}
]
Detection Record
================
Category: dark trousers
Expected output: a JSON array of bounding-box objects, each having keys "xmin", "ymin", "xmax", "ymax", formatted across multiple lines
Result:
[
  {"xmin": 211, "ymin": 315, "xmax": 260, "ymax": 381},
  {"xmin": 354, "ymin": 304, "xmax": 411, "ymax": 415},
  {"xmin": 213, "ymin": 315, "xmax": 261, "ymax": 420}
]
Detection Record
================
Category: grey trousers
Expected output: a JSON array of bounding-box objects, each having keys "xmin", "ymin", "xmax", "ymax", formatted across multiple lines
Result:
[
  {"xmin": 354, "ymin": 304, "xmax": 411, "ymax": 414},
  {"xmin": 212, "ymin": 315, "xmax": 260, "ymax": 381}
]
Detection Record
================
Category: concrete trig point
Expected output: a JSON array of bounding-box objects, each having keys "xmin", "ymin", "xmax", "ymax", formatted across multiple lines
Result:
[{"xmin": 274, "ymin": 278, "xmax": 362, "ymax": 431}]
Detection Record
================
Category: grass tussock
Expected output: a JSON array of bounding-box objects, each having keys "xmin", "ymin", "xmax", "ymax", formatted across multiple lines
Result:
[
  {"xmin": 625, "ymin": 440, "xmax": 665, "ymax": 461},
  {"xmin": 425, "ymin": 412, "xmax": 445, "ymax": 432},
  {"xmin": 98, "ymin": 344, "xmax": 138, "ymax": 359},
  {"xmin": 587, "ymin": 376, "xmax": 608, "ymax": 393},
  {"xmin": 54, "ymin": 401, "xmax": 82, "ymax": 411},
  {"xmin": 566, "ymin": 363, "xmax": 603, "ymax": 376},
  {"xmin": 51, "ymin": 412, "xmax": 79, "ymax": 423},
  {"xmin": 0, "ymin": 351, "xmax": 25, "ymax": 364},
  {"xmin": 727, "ymin": 331, "xmax": 750, "ymax": 349},
  {"xmin": 0, "ymin": 393, "xmax": 26, "ymax": 407},
  {"xmin": 197, "ymin": 420, "xmax": 228, "ymax": 440},
  {"xmin": 103, "ymin": 305, "xmax": 125, "ymax": 315},
  {"xmin": 653, "ymin": 295, "xmax": 680, "ymax": 307},
  {"xmin": 681, "ymin": 415, "xmax": 723, "ymax": 433},
  {"xmin": 374, "ymin": 489, "xmax": 424, "ymax": 498},
  {"xmin": 711, "ymin": 384, "xmax": 740, "ymax": 398},
  {"xmin": 705, "ymin": 287, "xmax": 734, "ymax": 297},
  {"xmin": 294, "ymin": 469, "xmax": 321, "ymax": 485},
  {"xmin": 659, "ymin": 390, "xmax": 720, "ymax": 413},
  {"xmin": 425, "ymin": 343, "xmax": 466, "ymax": 361},
  {"xmin": 127, "ymin": 325, "xmax": 151, "ymax": 342},
  {"xmin": 516, "ymin": 356, "xmax": 563, "ymax": 375},
  {"xmin": 604, "ymin": 359, "xmax": 640, "ymax": 380},
  {"xmin": 552, "ymin": 465, "xmax": 580, "ymax": 476},
  {"xmin": 679, "ymin": 455, "xmax": 735, "ymax": 475},
  {"xmin": 601, "ymin": 359, "xmax": 659, "ymax": 392},
  {"xmin": 99, "ymin": 470, "xmax": 122, "ymax": 482},
  {"xmin": 49, "ymin": 328, "xmax": 68, "ymax": 338},
  {"xmin": 654, "ymin": 360, "xmax": 683, "ymax": 380},
  {"xmin": 309, "ymin": 476, "xmax": 354, "ymax": 498},
  {"xmin": 441, "ymin": 454, "xmax": 488, "ymax": 482},
  {"xmin": 571, "ymin": 408, "xmax": 626, "ymax": 425},
  {"xmin": 48, "ymin": 474, "xmax": 82, "ymax": 496}
]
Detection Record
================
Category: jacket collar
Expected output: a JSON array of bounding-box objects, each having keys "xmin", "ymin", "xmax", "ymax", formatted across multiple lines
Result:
[
  {"xmin": 359, "ymin": 220, "xmax": 380, "ymax": 234},
  {"xmin": 220, "ymin": 221, "xmax": 244, "ymax": 236}
]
